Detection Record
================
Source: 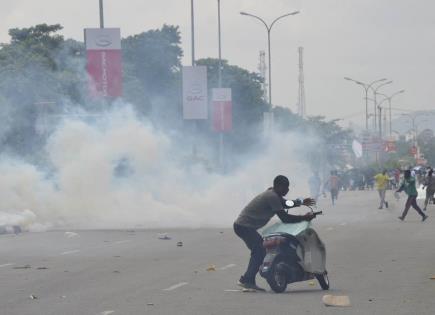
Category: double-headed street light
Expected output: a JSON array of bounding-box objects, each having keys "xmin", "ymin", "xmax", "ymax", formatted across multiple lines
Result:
[
  {"xmin": 372, "ymin": 80, "xmax": 392, "ymax": 130},
  {"xmin": 240, "ymin": 10, "xmax": 300, "ymax": 107},
  {"xmin": 376, "ymin": 90, "xmax": 405, "ymax": 137},
  {"xmin": 344, "ymin": 77, "xmax": 387, "ymax": 130}
]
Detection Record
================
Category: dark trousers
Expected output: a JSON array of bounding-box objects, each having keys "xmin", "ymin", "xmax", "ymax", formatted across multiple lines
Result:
[
  {"xmin": 401, "ymin": 196, "xmax": 425, "ymax": 219},
  {"xmin": 233, "ymin": 223, "xmax": 266, "ymax": 284}
]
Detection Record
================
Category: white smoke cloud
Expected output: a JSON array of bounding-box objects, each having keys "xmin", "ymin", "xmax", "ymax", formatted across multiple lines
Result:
[{"xmin": 0, "ymin": 103, "xmax": 316, "ymax": 230}]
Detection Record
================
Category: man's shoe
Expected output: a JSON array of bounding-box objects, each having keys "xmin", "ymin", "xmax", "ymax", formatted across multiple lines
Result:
[
  {"xmin": 385, "ymin": 201, "xmax": 389, "ymax": 208},
  {"xmin": 422, "ymin": 215, "xmax": 428, "ymax": 222},
  {"xmin": 398, "ymin": 216, "xmax": 404, "ymax": 221},
  {"xmin": 237, "ymin": 279, "xmax": 266, "ymax": 292}
]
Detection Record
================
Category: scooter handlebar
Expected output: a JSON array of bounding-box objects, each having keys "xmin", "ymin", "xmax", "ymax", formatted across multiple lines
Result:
[{"xmin": 313, "ymin": 211, "xmax": 323, "ymax": 216}]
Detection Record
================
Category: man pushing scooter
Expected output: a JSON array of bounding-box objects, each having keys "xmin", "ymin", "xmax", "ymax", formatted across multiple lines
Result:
[{"xmin": 233, "ymin": 175, "xmax": 315, "ymax": 291}]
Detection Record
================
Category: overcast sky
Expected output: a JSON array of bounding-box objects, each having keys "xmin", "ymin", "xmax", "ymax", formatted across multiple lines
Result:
[{"xmin": 1, "ymin": 0, "xmax": 435, "ymax": 128}]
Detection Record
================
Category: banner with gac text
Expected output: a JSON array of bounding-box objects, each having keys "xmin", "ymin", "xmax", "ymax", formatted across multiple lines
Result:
[
  {"xmin": 182, "ymin": 66, "xmax": 208, "ymax": 119},
  {"xmin": 84, "ymin": 28, "xmax": 122, "ymax": 98}
]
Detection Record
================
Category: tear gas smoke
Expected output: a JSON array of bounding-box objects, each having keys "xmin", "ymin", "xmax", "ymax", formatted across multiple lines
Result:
[{"xmin": 0, "ymin": 104, "xmax": 319, "ymax": 230}]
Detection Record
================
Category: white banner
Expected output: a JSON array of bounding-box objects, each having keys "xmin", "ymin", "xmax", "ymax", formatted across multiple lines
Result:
[
  {"xmin": 84, "ymin": 28, "xmax": 121, "ymax": 50},
  {"xmin": 182, "ymin": 66, "xmax": 208, "ymax": 119},
  {"xmin": 352, "ymin": 140, "xmax": 363, "ymax": 158},
  {"xmin": 212, "ymin": 88, "xmax": 231, "ymax": 102}
]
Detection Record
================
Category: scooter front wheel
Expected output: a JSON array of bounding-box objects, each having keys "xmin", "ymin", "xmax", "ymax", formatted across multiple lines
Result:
[
  {"xmin": 315, "ymin": 273, "xmax": 330, "ymax": 290},
  {"xmin": 267, "ymin": 261, "xmax": 288, "ymax": 293}
]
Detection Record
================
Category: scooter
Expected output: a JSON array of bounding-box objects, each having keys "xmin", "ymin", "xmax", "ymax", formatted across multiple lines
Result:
[{"xmin": 259, "ymin": 202, "xmax": 329, "ymax": 293}]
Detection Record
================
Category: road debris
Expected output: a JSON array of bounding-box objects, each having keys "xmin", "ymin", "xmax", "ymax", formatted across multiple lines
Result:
[
  {"xmin": 147, "ymin": 303, "xmax": 154, "ymax": 306},
  {"xmin": 429, "ymin": 276, "xmax": 435, "ymax": 280},
  {"xmin": 206, "ymin": 264, "xmax": 216, "ymax": 271},
  {"xmin": 65, "ymin": 232, "xmax": 79, "ymax": 238},
  {"xmin": 14, "ymin": 264, "xmax": 31, "ymax": 269},
  {"xmin": 176, "ymin": 241, "xmax": 183, "ymax": 247},
  {"xmin": 308, "ymin": 280, "xmax": 315, "ymax": 286},
  {"xmin": 60, "ymin": 295, "xmax": 66, "ymax": 299},
  {"xmin": 37, "ymin": 267, "xmax": 48, "ymax": 270},
  {"xmin": 113, "ymin": 270, "xmax": 120, "ymax": 273},
  {"xmin": 158, "ymin": 233, "xmax": 171, "ymax": 240},
  {"xmin": 29, "ymin": 294, "xmax": 38, "ymax": 300},
  {"xmin": 322, "ymin": 295, "xmax": 351, "ymax": 307}
]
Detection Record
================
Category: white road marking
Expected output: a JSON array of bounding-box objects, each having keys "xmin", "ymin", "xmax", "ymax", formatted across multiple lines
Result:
[
  {"xmin": 60, "ymin": 250, "xmax": 80, "ymax": 255},
  {"xmin": 219, "ymin": 264, "xmax": 236, "ymax": 270},
  {"xmin": 113, "ymin": 240, "xmax": 131, "ymax": 245},
  {"xmin": 0, "ymin": 263, "xmax": 14, "ymax": 268},
  {"xmin": 163, "ymin": 282, "xmax": 189, "ymax": 291},
  {"xmin": 100, "ymin": 311, "xmax": 115, "ymax": 315}
]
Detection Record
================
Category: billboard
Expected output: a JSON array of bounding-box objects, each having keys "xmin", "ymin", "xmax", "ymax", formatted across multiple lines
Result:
[
  {"xmin": 84, "ymin": 28, "xmax": 122, "ymax": 98},
  {"xmin": 182, "ymin": 66, "xmax": 208, "ymax": 119},
  {"xmin": 212, "ymin": 88, "xmax": 232, "ymax": 132}
]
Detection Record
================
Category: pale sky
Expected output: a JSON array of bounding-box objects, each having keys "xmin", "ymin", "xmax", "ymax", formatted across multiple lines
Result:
[{"xmin": 1, "ymin": 0, "xmax": 435, "ymax": 128}]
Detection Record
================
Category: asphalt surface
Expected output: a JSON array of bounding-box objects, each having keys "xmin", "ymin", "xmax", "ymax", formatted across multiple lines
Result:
[{"xmin": 1, "ymin": 190, "xmax": 435, "ymax": 315}]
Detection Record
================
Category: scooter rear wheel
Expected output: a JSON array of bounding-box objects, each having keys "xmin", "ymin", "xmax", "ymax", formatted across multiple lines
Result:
[
  {"xmin": 267, "ymin": 262, "xmax": 288, "ymax": 293},
  {"xmin": 315, "ymin": 273, "xmax": 330, "ymax": 290}
]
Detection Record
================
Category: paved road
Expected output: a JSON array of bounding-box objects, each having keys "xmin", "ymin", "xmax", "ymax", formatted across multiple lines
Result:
[{"xmin": 0, "ymin": 190, "xmax": 434, "ymax": 315}]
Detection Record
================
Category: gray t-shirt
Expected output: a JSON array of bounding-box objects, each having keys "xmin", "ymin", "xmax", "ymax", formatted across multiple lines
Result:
[{"xmin": 235, "ymin": 188, "xmax": 283, "ymax": 229}]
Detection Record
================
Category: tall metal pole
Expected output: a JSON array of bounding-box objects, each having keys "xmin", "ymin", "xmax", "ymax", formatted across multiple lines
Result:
[
  {"xmin": 191, "ymin": 0, "xmax": 195, "ymax": 66},
  {"xmin": 217, "ymin": 0, "xmax": 224, "ymax": 169},
  {"xmin": 373, "ymin": 80, "xmax": 392, "ymax": 131},
  {"xmin": 218, "ymin": 0, "xmax": 222, "ymax": 88},
  {"xmin": 364, "ymin": 87, "xmax": 369, "ymax": 130},
  {"xmin": 99, "ymin": 0, "xmax": 104, "ymax": 28},
  {"xmin": 267, "ymin": 29, "xmax": 272, "ymax": 106}
]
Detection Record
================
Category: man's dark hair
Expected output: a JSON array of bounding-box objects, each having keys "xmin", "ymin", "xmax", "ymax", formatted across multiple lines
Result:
[
  {"xmin": 273, "ymin": 175, "xmax": 289, "ymax": 187},
  {"xmin": 404, "ymin": 170, "xmax": 411, "ymax": 178}
]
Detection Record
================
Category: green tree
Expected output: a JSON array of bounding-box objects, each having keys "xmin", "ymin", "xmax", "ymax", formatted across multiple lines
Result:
[{"xmin": 122, "ymin": 25, "xmax": 183, "ymax": 118}]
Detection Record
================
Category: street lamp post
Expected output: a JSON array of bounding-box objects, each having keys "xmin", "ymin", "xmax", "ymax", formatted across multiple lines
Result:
[
  {"xmin": 344, "ymin": 77, "xmax": 387, "ymax": 130},
  {"xmin": 372, "ymin": 80, "xmax": 392, "ymax": 131},
  {"xmin": 99, "ymin": 0, "xmax": 104, "ymax": 28},
  {"xmin": 376, "ymin": 90, "xmax": 405, "ymax": 137},
  {"xmin": 217, "ymin": 0, "xmax": 222, "ymax": 87},
  {"xmin": 240, "ymin": 10, "xmax": 300, "ymax": 107},
  {"xmin": 191, "ymin": 0, "xmax": 195, "ymax": 66}
]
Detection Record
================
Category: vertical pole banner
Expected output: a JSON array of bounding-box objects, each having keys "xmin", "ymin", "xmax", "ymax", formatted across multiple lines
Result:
[
  {"xmin": 212, "ymin": 88, "xmax": 232, "ymax": 132},
  {"xmin": 84, "ymin": 28, "xmax": 122, "ymax": 98},
  {"xmin": 182, "ymin": 66, "xmax": 208, "ymax": 119}
]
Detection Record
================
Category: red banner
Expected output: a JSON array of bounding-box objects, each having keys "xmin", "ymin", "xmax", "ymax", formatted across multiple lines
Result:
[
  {"xmin": 86, "ymin": 50, "xmax": 122, "ymax": 98},
  {"xmin": 85, "ymin": 28, "xmax": 122, "ymax": 98},
  {"xmin": 212, "ymin": 88, "xmax": 232, "ymax": 132}
]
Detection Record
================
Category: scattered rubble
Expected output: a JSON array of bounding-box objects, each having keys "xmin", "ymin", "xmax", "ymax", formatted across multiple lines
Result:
[
  {"xmin": 322, "ymin": 295, "xmax": 351, "ymax": 307},
  {"xmin": 158, "ymin": 233, "xmax": 171, "ymax": 240},
  {"xmin": 206, "ymin": 265, "xmax": 216, "ymax": 272},
  {"xmin": 64, "ymin": 232, "xmax": 79, "ymax": 238},
  {"xmin": 176, "ymin": 241, "xmax": 183, "ymax": 247},
  {"xmin": 29, "ymin": 294, "xmax": 38, "ymax": 300},
  {"xmin": 14, "ymin": 265, "xmax": 31, "ymax": 269}
]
